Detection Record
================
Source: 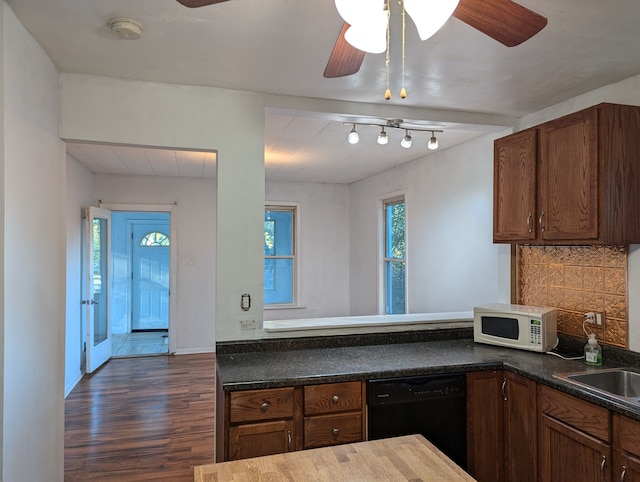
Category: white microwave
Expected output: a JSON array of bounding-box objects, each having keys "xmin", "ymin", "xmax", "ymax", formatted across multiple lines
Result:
[{"xmin": 473, "ymin": 303, "xmax": 558, "ymax": 352}]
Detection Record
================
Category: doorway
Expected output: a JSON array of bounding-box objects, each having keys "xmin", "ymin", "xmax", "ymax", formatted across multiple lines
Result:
[{"xmin": 111, "ymin": 210, "xmax": 172, "ymax": 357}]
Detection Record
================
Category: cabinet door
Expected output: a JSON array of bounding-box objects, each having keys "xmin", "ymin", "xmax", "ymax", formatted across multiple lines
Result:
[
  {"xmin": 540, "ymin": 414, "xmax": 612, "ymax": 482},
  {"xmin": 539, "ymin": 108, "xmax": 599, "ymax": 241},
  {"xmin": 494, "ymin": 129, "xmax": 538, "ymax": 242},
  {"xmin": 228, "ymin": 419, "xmax": 294, "ymax": 460},
  {"xmin": 614, "ymin": 450, "xmax": 640, "ymax": 482},
  {"xmin": 467, "ymin": 370, "xmax": 504, "ymax": 482},
  {"xmin": 613, "ymin": 412, "xmax": 640, "ymax": 482},
  {"xmin": 503, "ymin": 372, "xmax": 538, "ymax": 482}
]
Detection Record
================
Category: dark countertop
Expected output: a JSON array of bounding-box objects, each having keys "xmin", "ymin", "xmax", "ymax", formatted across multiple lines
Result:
[{"xmin": 216, "ymin": 332, "xmax": 640, "ymax": 421}]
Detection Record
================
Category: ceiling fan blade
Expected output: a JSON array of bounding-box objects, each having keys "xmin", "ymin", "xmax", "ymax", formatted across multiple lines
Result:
[
  {"xmin": 453, "ymin": 0, "xmax": 547, "ymax": 47},
  {"xmin": 324, "ymin": 23, "xmax": 366, "ymax": 78},
  {"xmin": 176, "ymin": 0, "xmax": 231, "ymax": 7}
]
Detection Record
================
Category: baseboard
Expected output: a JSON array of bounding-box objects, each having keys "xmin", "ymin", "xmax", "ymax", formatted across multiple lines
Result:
[
  {"xmin": 65, "ymin": 370, "xmax": 84, "ymax": 398},
  {"xmin": 172, "ymin": 346, "xmax": 216, "ymax": 355}
]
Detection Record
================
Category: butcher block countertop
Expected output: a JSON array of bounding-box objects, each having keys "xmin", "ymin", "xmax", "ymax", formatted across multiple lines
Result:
[{"xmin": 194, "ymin": 434, "xmax": 475, "ymax": 481}]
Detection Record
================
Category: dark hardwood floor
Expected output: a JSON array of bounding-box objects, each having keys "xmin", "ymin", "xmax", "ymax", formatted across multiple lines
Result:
[{"xmin": 65, "ymin": 353, "xmax": 216, "ymax": 481}]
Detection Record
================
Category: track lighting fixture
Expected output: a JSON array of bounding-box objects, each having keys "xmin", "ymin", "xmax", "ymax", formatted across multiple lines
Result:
[
  {"xmin": 377, "ymin": 127, "xmax": 389, "ymax": 145},
  {"xmin": 401, "ymin": 130, "xmax": 412, "ymax": 148},
  {"xmin": 428, "ymin": 131, "xmax": 439, "ymax": 150},
  {"xmin": 344, "ymin": 120, "xmax": 442, "ymax": 150},
  {"xmin": 348, "ymin": 125, "xmax": 360, "ymax": 144}
]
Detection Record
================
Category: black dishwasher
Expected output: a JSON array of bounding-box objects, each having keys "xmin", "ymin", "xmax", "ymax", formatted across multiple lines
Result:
[{"xmin": 367, "ymin": 373, "xmax": 467, "ymax": 470}]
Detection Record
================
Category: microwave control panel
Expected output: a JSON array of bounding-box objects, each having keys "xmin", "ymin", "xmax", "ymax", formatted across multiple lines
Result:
[{"xmin": 529, "ymin": 319, "xmax": 542, "ymax": 345}]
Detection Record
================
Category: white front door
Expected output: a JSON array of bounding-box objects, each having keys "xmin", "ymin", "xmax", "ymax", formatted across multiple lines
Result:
[
  {"xmin": 83, "ymin": 206, "xmax": 112, "ymax": 373},
  {"xmin": 131, "ymin": 222, "xmax": 170, "ymax": 330}
]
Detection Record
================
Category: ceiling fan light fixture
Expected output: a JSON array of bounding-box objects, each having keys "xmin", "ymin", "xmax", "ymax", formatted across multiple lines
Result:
[
  {"xmin": 403, "ymin": 0, "xmax": 459, "ymax": 41},
  {"xmin": 401, "ymin": 131, "xmax": 412, "ymax": 148},
  {"xmin": 348, "ymin": 125, "xmax": 360, "ymax": 144},
  {"xmin": 428, "ymin": 132, "xmax": 439, "ymax": 150},
  {"xmin": 377, "ymin": 127, "xmax": 389, "ymax": 145},
  {"xmin": 342, "ymin": 8, "xmax": 389, "ymax": 53}
]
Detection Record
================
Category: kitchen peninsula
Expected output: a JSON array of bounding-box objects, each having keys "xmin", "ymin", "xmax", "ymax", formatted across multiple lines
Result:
[{"xmin": 215, "ymin": 328, "xmax": 640, "ymax": 481}]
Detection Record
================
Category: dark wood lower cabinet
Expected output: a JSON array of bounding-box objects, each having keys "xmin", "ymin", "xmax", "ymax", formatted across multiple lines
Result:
[
  {"xmin": 503, "ymin": 371, "xmax": 538, "ymax": 482},
  {"xmin": 229, "ymin": 419, "xmax": 294, "ymax": 460},
  {"xmin": 539, "ymin": 414, "xmax": 612, "ymax": 482},
  {"xmin": 613, "ymin": 413, "xmax": 640, "ymax": 482},
  {"xmin": 467, "ymin": 370, "xmax": 537, "ymax": 482},
  {"xmin": 539, "ymin": 385, "xmax": 612, "ymax": 482},
  {"xmin": 615, "ymin": 450, "xmax": 640, "ymax": 482},
  {"xmin": 219, "ymin": 380, "xmax": 365, "ymax": 461},
  {"xmin": 467, "ymin": 370, "xmax": 504, "ymax": 481}
]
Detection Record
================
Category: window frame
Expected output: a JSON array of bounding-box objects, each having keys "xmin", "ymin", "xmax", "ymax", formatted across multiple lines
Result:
[
  {"xmin": 380, "ymin": 193, "xmax": 407, "ymax": 315},
  {"xmin": 264, "ymin": 202, "xmax": 300, "ymax": 309}
]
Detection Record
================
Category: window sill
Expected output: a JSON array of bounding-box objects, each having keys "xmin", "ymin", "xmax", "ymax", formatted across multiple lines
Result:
[
  {"xmin": 263, "ymin": 312, "xmax": 473, "ymax": 333},
  {"xmin": 264, "ymin": 304, "xmax": 306, "ymax": 310}
]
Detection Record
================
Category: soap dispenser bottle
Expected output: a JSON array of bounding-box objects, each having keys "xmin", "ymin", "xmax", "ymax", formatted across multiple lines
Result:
[{"xmin": 584, "ymin": 333, "xmax": 602, "ymax": 366}]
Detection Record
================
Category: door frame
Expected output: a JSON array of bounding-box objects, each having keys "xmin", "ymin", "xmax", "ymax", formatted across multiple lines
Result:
[{"xmin": 101, "ymin": 203, "xmax": 178, "ymax": 354}]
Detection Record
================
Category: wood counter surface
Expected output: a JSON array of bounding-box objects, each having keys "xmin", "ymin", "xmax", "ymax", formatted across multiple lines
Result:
[{"xmin": 194, "ymin": 434, "xmax": 476, "ymax": 481}]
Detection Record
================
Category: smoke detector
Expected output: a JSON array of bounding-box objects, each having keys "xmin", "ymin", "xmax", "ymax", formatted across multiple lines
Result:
[{"xmin": 108, "ymin": 17, "xmax": 143, "ymax": 40}]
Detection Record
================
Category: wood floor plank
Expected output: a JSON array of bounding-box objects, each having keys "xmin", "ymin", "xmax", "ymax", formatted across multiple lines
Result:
[{"xmin": 65, "ymin": 353, "xmax": 216, "ymax": 481}]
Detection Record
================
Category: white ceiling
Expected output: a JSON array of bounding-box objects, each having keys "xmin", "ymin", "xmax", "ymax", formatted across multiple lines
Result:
[{"xmin": 8, "ymin": 0, "xmax": 640, "ymax": 183}]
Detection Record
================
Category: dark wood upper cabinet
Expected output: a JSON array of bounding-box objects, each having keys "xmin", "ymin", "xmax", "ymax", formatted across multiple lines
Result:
[
  {"xmin": 494, "ymin": 128, "xmax": 538, "ymax": 242},
  {"xmin": 494, "ymin": 103, "xmax": 640, "ymax": 244}
]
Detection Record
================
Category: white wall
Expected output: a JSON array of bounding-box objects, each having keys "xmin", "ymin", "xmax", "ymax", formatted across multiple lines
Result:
[
  {"xmin": 65, "ymin": 155, "xmax": 93, "ymax": 396},
  {"xmin": 3, "ymin": 3, "xmax": 65, "ymax": 480},
  {"xmin": 92, "ymin": 174, "xmax": 217, "ymax": 354},
  {"xmin": 349, "ymin": 133, "xmax": 512, "ymax": 315},
  {"xmin": 59, "ymin": 74, "xmax": 266, "ymax": 343},
  {"xmin": 264, "ymin": 182, "xmax": 350, "ymax": 321},
  {"xmin": 516, "ymin": 74, "xmax": 640, "ymax": 353}
]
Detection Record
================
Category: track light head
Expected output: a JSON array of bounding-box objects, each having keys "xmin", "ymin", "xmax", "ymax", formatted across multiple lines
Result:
[
  {"xmin": 377, "ymin": 127, "xmax": 389, "ymax": 145},
  {"xmin": 401, "ymin": 130, "xmax": 412, "ymax": 148},
  {"xmin": 348, "ymin": 125, "xmax": 360, "ymax": 144},
  {"xmin": 428, "ymin": 131, "xmax": 439, "ymax": 150}
]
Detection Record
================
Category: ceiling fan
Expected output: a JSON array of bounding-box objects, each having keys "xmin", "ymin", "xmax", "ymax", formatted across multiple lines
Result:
[{"xmin": 176, "ymin": 0, "xmax": 548, "ymax": 78}]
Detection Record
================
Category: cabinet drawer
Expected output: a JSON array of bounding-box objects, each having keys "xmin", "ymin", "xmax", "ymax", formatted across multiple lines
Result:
[
  {"xmin": 539, "ymin": 385, "xmax": 610, "ymax": 442},
  {"xmin": 304, "ymin": 381, "xmax": 362, "ymax": 415},
  {"xmin": 230, "ymin": 387, "xmax": 294, "ymax": 423},
  {"xmin": 613, "ymin": 413, "xmax": 640, "ymax": 457},
  {"xmin": 303, "ymin": 412, "xmax": 362, "ymax": 449}
]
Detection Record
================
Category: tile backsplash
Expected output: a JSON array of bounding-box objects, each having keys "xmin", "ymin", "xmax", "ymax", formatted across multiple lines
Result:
[{"xmin": 516, "ymin": 245, "xmax": 628, "ymax": 348}]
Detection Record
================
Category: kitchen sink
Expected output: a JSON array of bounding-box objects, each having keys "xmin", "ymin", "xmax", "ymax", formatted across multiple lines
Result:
[{"xmin": 554, "ymin": 368, "xmax": 640, "ymax": 406}]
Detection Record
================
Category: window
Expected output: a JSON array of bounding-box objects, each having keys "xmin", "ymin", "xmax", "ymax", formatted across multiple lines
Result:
[
  {"xmin": 264, "ymin": 205, "xmax": 296, "ymax": 305},
  {"xmin": 139, "ymin": 231, "xmax": 170, "ymax": 246},
  {"xmin": 383, "ymin": 196, "xmax": 406, "ymax": 314}
]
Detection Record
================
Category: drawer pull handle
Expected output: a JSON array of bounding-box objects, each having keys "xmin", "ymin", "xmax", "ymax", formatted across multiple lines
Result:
[
  {"xmin": 332, "ymin": 428, "xmax": 339, "ymax": 436},
  {"xmin": 501, "ymin": 378, "xmax": 507, "ymax": 401},
  {"xmin": 261, "ymin": 402, "xmax": 270, "ymax": 412},
  {"xmin": 600, "ymin": 455, "xmax": 607, "ymax": 478},
  {"xmin": 332, "ymin": 395, "xmax": 339, "ymax": 403},
  {"xmin": 621, "ymin": 466, "xmax": 627, "ymax": 482}
]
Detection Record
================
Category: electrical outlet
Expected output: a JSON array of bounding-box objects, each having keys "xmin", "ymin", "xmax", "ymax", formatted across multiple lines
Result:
[
  {"xmin": 240, "ymin": 319, "xmax": 256, "ymax": 330},
  {"xmin": 584, "ymin": 312, "xmax": 596, "ymax": 324}
]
